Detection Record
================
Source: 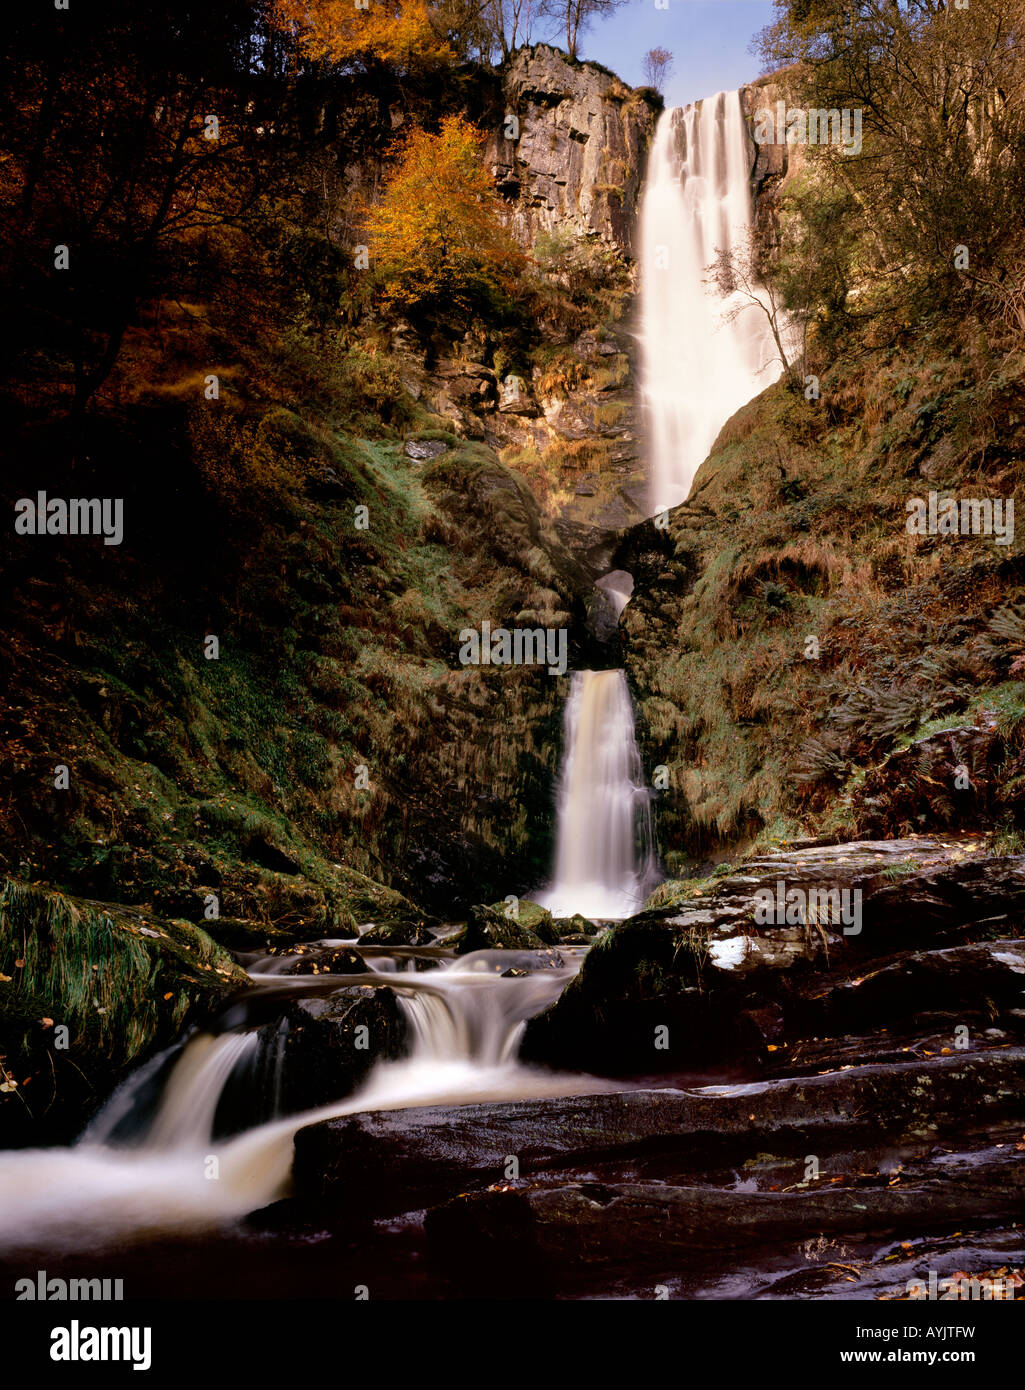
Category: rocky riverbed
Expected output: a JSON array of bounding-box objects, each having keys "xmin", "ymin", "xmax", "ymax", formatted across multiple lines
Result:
[{"xmin": 250, "ymin": 835, "xmax": 1025, "ymax": 1296}]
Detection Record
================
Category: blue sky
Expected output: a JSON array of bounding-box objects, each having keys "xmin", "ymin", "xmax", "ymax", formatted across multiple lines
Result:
[{"xmin": 572, "ymin": 0, "xmax": 778, "ymax": 108}]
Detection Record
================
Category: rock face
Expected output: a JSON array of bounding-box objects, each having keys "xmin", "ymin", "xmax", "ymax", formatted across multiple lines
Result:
[
  {"xmin": 488, "ymin": 46, "xmax": 661, "ymax": 259},
  {"xmin": 401, "ymin": 49, "xmax": 661, "ymax": 535},
  {"xmin": 739, "ymin": 79, "xmax": 802, "ymax": 248},
  {"xmin": 521, "ymin": 838, "xmax": 1025, "ymax": 1075}
]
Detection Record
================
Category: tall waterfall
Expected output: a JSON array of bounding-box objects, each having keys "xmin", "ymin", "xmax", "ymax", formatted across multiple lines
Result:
[
  {"xmin": 640, "ymin": 90, "xmax": 786, "ymax": 513},
  {"xmin": 538, "ymin": 669, "xmax": 655, "ymax": 921}
]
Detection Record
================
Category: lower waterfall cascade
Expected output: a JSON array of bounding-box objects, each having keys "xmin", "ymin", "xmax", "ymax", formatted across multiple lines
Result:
[{"xmin": 537, "ymin": 668, "xmax": 657, "ymax": 922}]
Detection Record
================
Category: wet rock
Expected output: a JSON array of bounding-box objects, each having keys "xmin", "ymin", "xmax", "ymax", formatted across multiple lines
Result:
[
  {"xmin": 291, "ymin": 1047, "xmax": 1025, "ymax": 1217},
  {"xmin": 281, "ymin": 945, "xmax": 368, "ymax": 976},
  {"xmin": 553, "ymin": 913, "xmax": 597, "ymax": 942},
  {"xmin": 356, "ymin": 921, "xmax": 438, "ymax": 947},
  {"xmin": 788, "ymin": 940, "xmax": 1025, "ymax": 1037},
  {"xmin": 523, "ymin": 841, "xmax": 1025, "ymax": 1075},
  {"xmin": 273, "ymin": 986, "xmax": 408, "ymax": 1114},
  {"xmin": 457, "ymin": 903, "xmax": 560, "ymax": 953},
  {"xmin": 426, "ymin": 1149, "xmax": 1025, "ymax": 1270}
]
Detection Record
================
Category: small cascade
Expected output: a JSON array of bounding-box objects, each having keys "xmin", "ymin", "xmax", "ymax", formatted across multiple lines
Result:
[
  {"xmin": 639, "ymin": 90, "xmax": 788, "ymax": 512},
  {"xmin": 0, "ymin": 944, "xmax": 608, "ymax": 1251},
  {"xmin": 538, "ymin": 669, "xmax": 656, "ymax": 921},
  {"xmin": 138, "ymin": 1031, "xmax": 260, "ymax": 1151}
]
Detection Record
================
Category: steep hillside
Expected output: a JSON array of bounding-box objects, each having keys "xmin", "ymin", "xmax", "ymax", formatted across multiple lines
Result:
[{"xmin": 618, "ymin": 325, "xmax": 1025, "ymax": 872}]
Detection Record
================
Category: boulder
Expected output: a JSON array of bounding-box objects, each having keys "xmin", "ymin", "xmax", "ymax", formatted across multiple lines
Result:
[
  {"xmin": 457, "ymin": 902, "xmax": 560, "ymax": 953},
  {"xmin": 522, "ymin": 842, "xmax": 1025, "ymax": 1075},
  {"xmin": 356, "ymin": 921, "xmax": 438, "ymax": 947},
  {"xmin": 404, "ymin": 438, "xmax": 449, "ymax": 462}
]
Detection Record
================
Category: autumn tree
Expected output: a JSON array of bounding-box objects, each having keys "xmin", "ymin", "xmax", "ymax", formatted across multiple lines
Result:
[
  {"xmin": 480, "ymin": 0, "xmax": 536, "ymax": 60},
  {"xmin": 270, "ymin": 0, "xmax": 454, "ymax": 69},
  {"xmin": 365, "ymin": 115, "xmax": 526, "ymax": 323},
  {"xmin": 0, "ymin": 0, "xmax": 266, "ymax": 422},
  {"xmin": 641, "ymin": 47, "xmax": 673, "ymax": 93}
]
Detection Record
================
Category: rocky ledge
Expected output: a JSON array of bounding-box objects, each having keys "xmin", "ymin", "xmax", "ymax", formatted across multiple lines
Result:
[{"xmin": 286, "ymin": 833, "xmax": 1025, "ymax": 1297}]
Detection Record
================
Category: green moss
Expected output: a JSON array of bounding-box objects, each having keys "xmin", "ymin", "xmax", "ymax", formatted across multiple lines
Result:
[{"xmin": 0, "ymin": 878, "xmax": 247, "ymax": 1069}]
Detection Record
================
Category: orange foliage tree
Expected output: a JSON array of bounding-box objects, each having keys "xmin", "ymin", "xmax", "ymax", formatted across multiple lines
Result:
[
  {"xmin": 271, "ymin": 0, "xmax": 453, "ymax": 68},
  {"xmin": 365, "ymin": 115, "xmax": 526, "ymax": 321}
]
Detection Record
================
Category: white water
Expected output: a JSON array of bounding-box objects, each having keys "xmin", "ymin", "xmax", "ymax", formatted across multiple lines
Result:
[
  {"xmin": 595, "ymin": 569, "xmax": 634, "ymax": 618},
  {"xmin": 0, "ymin": 104, "xmax": 791, "ymax": 1258},
  {"xmin": 640, "ymin": 90, "xmax": 787, "ymax": 513},
  {"xmin": 537, "ymin": 669, "xmax": 655, "ymax": 921},
  {"xmin": 0, "ymin": 950, "xmax": 616, "ymax": 1252}
]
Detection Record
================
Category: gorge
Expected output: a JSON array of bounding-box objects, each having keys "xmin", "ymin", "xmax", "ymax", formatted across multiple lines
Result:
[{"xmin": 2, "ymin": 12, "xmax": 1025, "ymax": 1313}]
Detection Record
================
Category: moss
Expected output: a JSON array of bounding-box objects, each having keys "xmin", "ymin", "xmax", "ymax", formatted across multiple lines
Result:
[
  {"xmin": 620, "ymin": 320, "xmax": 1025, "ymax": 859},
  {"xmin": 0, "ymin": 877, "xmax": 252, "ymax": 1141}
]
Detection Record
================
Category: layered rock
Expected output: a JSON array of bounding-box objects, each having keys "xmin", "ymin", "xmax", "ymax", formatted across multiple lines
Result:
[
  {"xmin": 488, "ymin": 45, "xmax": 661, "ymax": 259},
  {"xmin": 521, "ymin": 837, "xmax": 1025, "ymax": 1075}
]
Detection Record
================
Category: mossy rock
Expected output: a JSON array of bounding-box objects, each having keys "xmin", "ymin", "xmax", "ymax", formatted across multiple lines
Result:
[
  {"xmin": 457, "ymin": 903, "xmax": 559, "ymax": 953},
  {"xmin": 0, "ymin": 877, "xmax": 249, "ymax": 1144},
  {"xmin": 486, "ymin": 899, "xmax": 560, "ymax": 943},
  {"xmin": 552, "ymin": 912, "xmax": 599, "ymax": 938},
  {"xmin": 357, "ymin": 920, "xmax": 438, "ymax": 947},
  {"xmin": 203, "ymin": 916, "xmax": 300, "ymax": 950}
]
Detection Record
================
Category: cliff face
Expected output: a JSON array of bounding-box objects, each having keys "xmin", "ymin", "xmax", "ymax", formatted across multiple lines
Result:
[
  {"xmin": 398, "ymin": 49, "xmax": 661, "ymax": 538},
  {"xmin": 488, "ymin": 46, "xmax": 661, "ymax": 259},
  {"xmin": 739, "ymin": 77, "xmax": 804, "ymax": 248}
]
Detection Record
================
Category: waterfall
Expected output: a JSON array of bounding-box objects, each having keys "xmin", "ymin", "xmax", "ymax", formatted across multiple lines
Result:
[
  {"xmin": 538, "ymin": 669, "xmax": 655, "ymax": 921},
  {"xmin": 639, "ymin": 90, "xmax": 787, "ymax": 513},
  {"xmin": 0, "ymin": 947, "xmax": 615, "ymax": 1252}
]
